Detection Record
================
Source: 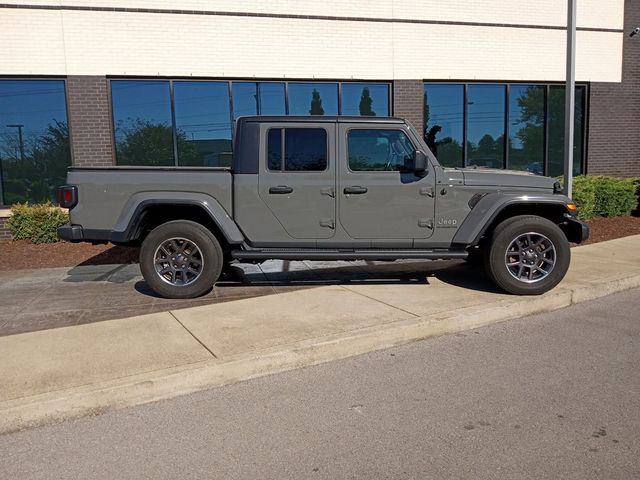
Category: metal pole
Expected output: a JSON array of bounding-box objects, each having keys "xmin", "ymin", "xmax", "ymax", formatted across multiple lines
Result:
[
  {"xmin": 563, "ymin": 0, "xmax": 576, "ymax": 197},
  {"xmin": 17, "ymin": 125, "xmax": 24, "ymax": 161},
  {"xmin": 6, "ymin": 124, "xmax": 25, "ymax": 162}
]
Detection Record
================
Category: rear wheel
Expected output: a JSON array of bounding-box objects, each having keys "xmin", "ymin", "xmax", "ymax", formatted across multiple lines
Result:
[
  {"xmin": 484, "ymin": 215, "xmax": 570, "ymax": 295},
  {"xmin": 140, "ymin": 220, "xmax": 223, "ymax": 299}
]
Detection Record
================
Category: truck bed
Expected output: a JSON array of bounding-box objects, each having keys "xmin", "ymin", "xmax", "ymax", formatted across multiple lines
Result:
[{"xmin": 66, "ymin": 167, "xmax": 233, "ymax": 232}]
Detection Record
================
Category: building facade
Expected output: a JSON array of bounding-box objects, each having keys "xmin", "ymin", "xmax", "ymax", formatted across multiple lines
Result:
[{"xmin": 0, "ymin": 0, "xmax": 637, "ymax": 209}]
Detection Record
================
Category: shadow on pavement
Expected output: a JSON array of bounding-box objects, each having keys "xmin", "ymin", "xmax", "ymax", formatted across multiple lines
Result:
[{"xmin": 131, "ymin": 259, "xmax": 502, "ymax": 297}]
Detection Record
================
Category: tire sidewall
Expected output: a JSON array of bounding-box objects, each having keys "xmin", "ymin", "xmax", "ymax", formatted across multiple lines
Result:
[
  {"xmin": 487, "ymin": 216, "xmax": 570, "ymax": 295},
  {"xmin": 140, "ymin": 220, "xmax": 223, "ymax": 299}
]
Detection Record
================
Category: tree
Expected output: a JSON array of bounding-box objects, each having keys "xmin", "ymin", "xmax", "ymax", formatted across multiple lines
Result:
[
  {"xmin": 309, "ymin": 89, "xmax": 325, "ymax": 115},
  {"xmin": 116, "ymin": 120, "xmax": 200, "ymax": 166},
  {"xmin": 0, "ymin": 120, "xmax": 71, "ymax": 204},
  {"xmin": 358, "ymin": 87, "xmax": 376, "ymax": 116}
]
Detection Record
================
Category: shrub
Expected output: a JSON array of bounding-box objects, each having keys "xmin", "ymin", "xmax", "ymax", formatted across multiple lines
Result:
[
  {"xmin": 7, "ymin": 202, "xmax": 69, "ymax": 243},
  {"xmin": 558, "ymin": 176, "xmax": 637, "ymax": 220},
  {"xmin": 626, "ymin": 177, "xmax": 640, "ymax": 212}
]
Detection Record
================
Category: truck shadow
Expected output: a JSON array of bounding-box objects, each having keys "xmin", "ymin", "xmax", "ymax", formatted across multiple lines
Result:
[{"xmin": 135, "ymin": 261, "xmax": 503, "ymax": 296}]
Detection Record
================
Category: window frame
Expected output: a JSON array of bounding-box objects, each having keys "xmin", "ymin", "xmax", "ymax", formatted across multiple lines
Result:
[
  {"xmin": 108, "ymin": 78, "xmax": 392, "ymax": 169},
  {"xmin": 265, "ymin": 125, "xmax": 330, "ymax": 173},
  {"xmin": 345, "ymin": 126, "xmax": 418, "ymax": 174},
  {"xmin": 422, "ymin": 80, "xmax": 589, "ymax": 176}
]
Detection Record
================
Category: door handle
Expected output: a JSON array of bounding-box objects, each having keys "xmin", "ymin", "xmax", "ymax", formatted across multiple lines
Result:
[
  {"xmin": 343, "ymin": 186, "xmax": 368, "ymax": 195},
  {"xmin": 269, "ymin": 185, "xmax": 293, "ymax": 194}
]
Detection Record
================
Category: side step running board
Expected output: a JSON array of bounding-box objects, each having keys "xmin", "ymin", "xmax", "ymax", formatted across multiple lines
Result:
[{"xmin": 231, "ymin": 249, "xmax": 468, "ymax": 261}]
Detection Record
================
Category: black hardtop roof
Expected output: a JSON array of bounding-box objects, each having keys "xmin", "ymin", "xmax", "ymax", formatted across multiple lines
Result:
[{"xmin": 237, "ymin": 115, "xmax": 406, "ymax": 124}]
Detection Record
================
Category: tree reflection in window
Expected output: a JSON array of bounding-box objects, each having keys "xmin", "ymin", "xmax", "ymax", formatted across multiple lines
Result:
[{"xmin": 0, "ymin": 80, "xmax": 71, "ymax": 205}]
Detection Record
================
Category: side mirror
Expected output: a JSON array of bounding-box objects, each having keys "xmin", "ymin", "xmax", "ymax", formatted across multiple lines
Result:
[{"xmin": 414, "ymin": 150, "xmax": 428, "ymax": 176}]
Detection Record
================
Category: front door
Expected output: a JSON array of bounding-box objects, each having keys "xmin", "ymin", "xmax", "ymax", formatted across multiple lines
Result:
[
  {"xmin": 258, "ymin": 123, "xmax": 336, "ymax": 239},
  {"xmin": 337, "ymin": 124, "xmax": 435, "ymax": 240}
]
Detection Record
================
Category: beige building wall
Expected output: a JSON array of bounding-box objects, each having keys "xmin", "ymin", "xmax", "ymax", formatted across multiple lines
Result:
[{"xmin": 0, "ymin": 0, "xmax": 625, "ymax": 81}]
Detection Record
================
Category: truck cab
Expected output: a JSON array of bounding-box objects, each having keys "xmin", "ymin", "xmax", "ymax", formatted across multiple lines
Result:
[{"xmin": 232, "ymin": 116, "xmax": 437, "ymax": 249}]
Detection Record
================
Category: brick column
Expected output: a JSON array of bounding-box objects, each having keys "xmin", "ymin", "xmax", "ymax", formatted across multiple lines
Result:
[
  {"xmin": 66, "ymin": 76, "xmax": 115, "ymax": 167},
  {"xmin": 586, "ymin": 0, "xmax": 640, "ymax": 177},
  {"xmin": 392, "ymin": 80, "xmax": 424, "ymax": 138}
]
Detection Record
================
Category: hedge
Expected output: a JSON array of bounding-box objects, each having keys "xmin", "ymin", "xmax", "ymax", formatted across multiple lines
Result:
[
  {"xmin": 559, "ymin": 175, "xmax": 638, "ymax": 220},
  {"xmin": 7, "ymin": 202, "xmax": 69, "ymax": 243}
]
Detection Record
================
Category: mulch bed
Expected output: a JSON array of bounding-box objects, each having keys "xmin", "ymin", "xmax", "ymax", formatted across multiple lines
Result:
[
  {"xmin": 1, "ymin": 215, "xmax": 639, "ymax": 272},
  {"xmin": 0, "ymin": 240, "xmax": 140, "ymax": 271},
  {"xmin": 580, "ymin": 215, "xmax": 640, "ymax": 245}
]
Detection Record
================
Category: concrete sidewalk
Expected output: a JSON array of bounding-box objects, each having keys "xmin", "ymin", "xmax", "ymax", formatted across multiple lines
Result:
[
  {"xmin": 1, "ymin": 235, "xmax": 640, "ymax": 434},
  {"xmin": 0, "ymin": 257, "xmax": 457, "ymax": 336}
]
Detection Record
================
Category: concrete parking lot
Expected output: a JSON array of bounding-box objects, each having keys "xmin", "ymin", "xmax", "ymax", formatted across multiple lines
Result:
[{"xmin": 2, "ymin": 287, "xmax": 638, "ymax": 480}]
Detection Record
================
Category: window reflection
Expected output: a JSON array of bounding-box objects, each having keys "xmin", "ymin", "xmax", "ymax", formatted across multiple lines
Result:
[
  {"xmin": 508, "ymin": 85, "xmax": 545, "ymax": 174},
  {"xmin": 341, "ymin": 84, "xmax": 389, "ymax": 116},
  {"xmin": 466, "ymin": 84, "xmax": 506, "ymax": 168},
  {"xmin": 259, "ymin": 83, "xmax": 286, "ymax": 115},
  {"xmin": 548, "ymin": 86, "xmax": 585, "ymax": 177},
  {"xmin": 111, "ymin": 80, "xmax": 174, "ymax": 166},
  {"xmin": 0, "ymin": 80, "xmax": 71, "ymax": 205},
  {"xmin": 232, "ymin": 82, "xmax": 258, "ymax": 119},
  {"xmin": 423, "ymin": 84, "xmax": 464, "ymax": 167},
  {"xmin": 288, "ymin": 83, "xmax": 338, "ymax": 115},
  {"xmin": 423, "ymin": 82, "xmax": 586, "ymax": 175},
  {"xmin": 174, "ymin": 81, "xmax": 232, "ymax": 167}
]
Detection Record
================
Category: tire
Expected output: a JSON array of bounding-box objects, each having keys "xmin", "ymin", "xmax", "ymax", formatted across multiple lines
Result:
[
  {"xmin": 140, "ymin": 220, "xmax": 223, "ymax": 299},
  {"xmin": 484, "ymin": 215, "xmax": 570, "ymax": 295}
]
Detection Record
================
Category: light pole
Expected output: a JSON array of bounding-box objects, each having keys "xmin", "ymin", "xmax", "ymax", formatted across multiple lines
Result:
[
  {"xmin": 563, "ymin": 0, "xmax": 576, "ymax": 198},
  {"xmin": 6, "ymin": 124, "xmax": 25, "ymax": 161}
]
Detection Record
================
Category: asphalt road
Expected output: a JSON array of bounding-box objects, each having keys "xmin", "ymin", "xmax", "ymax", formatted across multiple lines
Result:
[{"xmin": 2, "ymin": 288, "xmax": 639, "ymax": 480}]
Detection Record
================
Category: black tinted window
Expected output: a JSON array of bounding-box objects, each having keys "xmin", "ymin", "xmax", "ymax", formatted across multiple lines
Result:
[
  {"xmin": 348, "ymin": 129, "xmax": 416, "ymax": 172},
  {"xmin": 267, "ymin": 128, "xmax": 282, "ymax": 170},
  {"xmin": 267, "ymin": 128, "xmax": 327, "ymax": 171}
]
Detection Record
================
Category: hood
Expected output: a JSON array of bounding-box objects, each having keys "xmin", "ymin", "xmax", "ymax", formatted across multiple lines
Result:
[{"xmin": 458, "ymin": 167, "xmax": 557, "ymax": 190}]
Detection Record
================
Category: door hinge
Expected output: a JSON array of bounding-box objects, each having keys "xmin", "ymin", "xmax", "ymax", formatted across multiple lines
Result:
[
  {"xmin": 320, "ymin": 187, "xmax": 335, "ymax": 198},
  {"xmin": 320, "ymin": 218, "xmax": 335, "ymax": 229},
  {"xmin": 418, "ymin": 218, "xmax": 434, "ymax": 229},
  {"xmin": 419, "ymin": 187, "xmax": 435, "ymax": 198}
]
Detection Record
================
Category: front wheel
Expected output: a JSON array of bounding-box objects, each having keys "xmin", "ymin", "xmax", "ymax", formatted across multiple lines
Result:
[
  {"xmin": 140, "ymin": 220, "xmax": 223, "ymax": 299},
  {"xmin": 484, "ymin": 215, "xmax": 570, "ymax": 295}
]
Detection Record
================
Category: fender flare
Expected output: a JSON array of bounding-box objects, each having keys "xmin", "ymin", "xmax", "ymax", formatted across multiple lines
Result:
[
  {"xmin": 452, "ymin": 192, "xmax": 573, "ymax": 247},
  {"xmin": 110, "ymin": 192, "xmax": 245, "ymax": 244}
]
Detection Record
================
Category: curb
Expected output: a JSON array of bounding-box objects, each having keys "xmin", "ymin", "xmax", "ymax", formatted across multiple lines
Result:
[{"xmin": 2, "ymin": 271, "xmax": 639, "ymax": 435}]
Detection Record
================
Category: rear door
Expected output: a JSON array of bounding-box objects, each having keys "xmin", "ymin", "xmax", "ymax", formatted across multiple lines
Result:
[
  {"xmin": 258, "ymin": 123, "xmax": 336, "ymax": 239},
  {"xmin": 337, "ymin": 123, "xmax": 435, "ymax": 241}
]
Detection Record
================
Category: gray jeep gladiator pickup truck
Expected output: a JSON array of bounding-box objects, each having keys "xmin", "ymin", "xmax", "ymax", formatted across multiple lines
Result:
[{"xmin": 57, "ymin": 116, "xmax": 588, "ymax": 299}]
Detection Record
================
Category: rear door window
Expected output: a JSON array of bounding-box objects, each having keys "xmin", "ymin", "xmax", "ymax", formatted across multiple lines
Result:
[{"xmin": 267, "ymin": 128, "xmax": 327, "ymax": 171}]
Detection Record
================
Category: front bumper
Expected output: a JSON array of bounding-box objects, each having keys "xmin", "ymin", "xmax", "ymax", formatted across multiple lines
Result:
[{"xmin": 563, "ymin": 215, "xmax": 590, "ymax": 244}]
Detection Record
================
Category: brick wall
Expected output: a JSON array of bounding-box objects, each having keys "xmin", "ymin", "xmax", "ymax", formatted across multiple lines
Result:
[
  {"xmin": 67, "ymin": 76, "xmax": 115, "ymax": 167},
  {"xmin": 587, "ymin": 0, "xmax": 639, "ymax": 177},
  {"xmin": 0, "ymin": 217, "xmax": 10, "ymax": 240},
  {"xmin": 393, "ymin": 80, "xmax": 424, "ymax": 138}
]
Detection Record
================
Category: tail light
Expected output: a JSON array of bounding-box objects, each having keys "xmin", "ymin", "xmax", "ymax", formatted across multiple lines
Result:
[{"xmin": 56, "ymin": 185, "xmax": 78, "ymax": 209}]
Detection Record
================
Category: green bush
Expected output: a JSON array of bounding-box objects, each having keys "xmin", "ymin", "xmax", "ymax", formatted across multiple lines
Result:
[
  {"xmin": 559, "ymin": 176, "xmax": 637, "ymax": 220},
  {"xmin": 626, "ymin": 177, "xmax": 640, "ymax": 211},
  {"xmin": 7, "ymin": 202, "xmax": 69, "ymax": 243}
]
